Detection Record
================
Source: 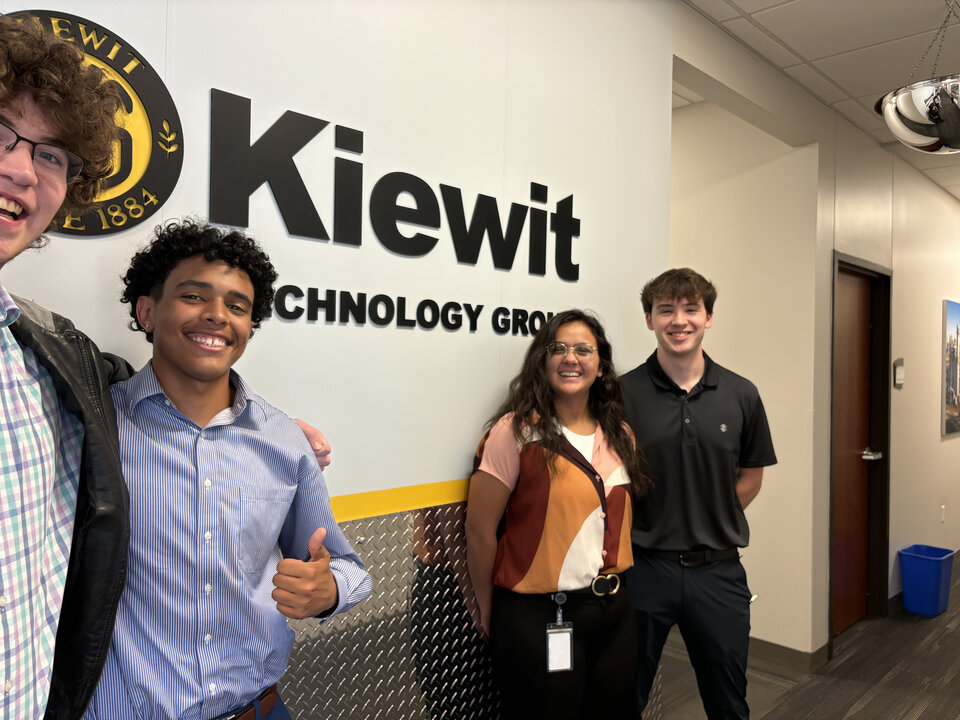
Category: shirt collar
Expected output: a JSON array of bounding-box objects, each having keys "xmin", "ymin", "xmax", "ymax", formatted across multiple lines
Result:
[
  {"xmin": 646, "ymin": 350, "xmax": 718, "ymax": 392},
  {"xmin": 124, "ymin": 362, "xmax": 268, "ymax": 425},
  {"xmin": 0, "ymin": 283, "xmax": 21, "ymax": 328}
]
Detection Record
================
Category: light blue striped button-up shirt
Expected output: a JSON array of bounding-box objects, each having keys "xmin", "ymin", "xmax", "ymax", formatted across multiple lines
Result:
[{"xmin": 84, "ymin": 363, "xmax": 371, "ymax": 720}]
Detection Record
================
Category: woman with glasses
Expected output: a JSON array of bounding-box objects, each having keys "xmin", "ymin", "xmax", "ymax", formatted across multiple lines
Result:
[{"xmin": 466, "ymin": 309, "xmax": 647, "ymax": 720}]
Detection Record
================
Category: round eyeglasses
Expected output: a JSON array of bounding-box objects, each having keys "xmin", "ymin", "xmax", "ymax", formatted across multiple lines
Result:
[
  {"xmin": 546, "ymin": 342, "xmax": 597, "ymax": 359},
  {"xmin": 0, "ymin": 120, "xmax": 87, "ymax": 183}
]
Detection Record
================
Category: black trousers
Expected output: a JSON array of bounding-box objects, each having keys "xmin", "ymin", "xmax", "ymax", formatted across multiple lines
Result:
[
  {"xmin": 625, "ymin": 553, "xmax": 751, "ymax": 720},
  {"xmin": 490, "ymin": 585, "xmax": 636, "ymax": 720}
]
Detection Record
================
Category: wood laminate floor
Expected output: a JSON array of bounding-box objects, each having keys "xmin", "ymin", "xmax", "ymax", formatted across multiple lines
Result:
[{"xmin": 652, "ymin": 557, "xmax": 960, "ymax": 720}]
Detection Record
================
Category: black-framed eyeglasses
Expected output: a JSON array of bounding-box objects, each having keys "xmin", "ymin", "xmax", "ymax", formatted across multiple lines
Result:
[
  {"xmin": 0, "ymin": 120, "xmax": 86, "ymax": 183},
  {"xmin": 546, "ymin": 342, "xmax": 597, "ymax": 358}
]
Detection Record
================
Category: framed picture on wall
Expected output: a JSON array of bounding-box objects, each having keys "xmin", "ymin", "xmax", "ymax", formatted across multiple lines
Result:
[{"xmin": 942, "ymin": 300, "xmax": 960, "ymax": 436}]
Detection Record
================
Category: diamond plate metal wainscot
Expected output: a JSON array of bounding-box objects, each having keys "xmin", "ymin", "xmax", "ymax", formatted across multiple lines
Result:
[
  {"xmin": 280, "ymin": 502, "xmax": 503, "ymax": 720},
  {"xmin": 279, "ymin": 502, "xmax": 663, "ymax": 720}
]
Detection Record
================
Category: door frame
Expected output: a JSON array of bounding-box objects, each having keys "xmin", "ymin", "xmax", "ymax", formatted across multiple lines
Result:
[{"xmin": 829, "ymin": 253, "xmax": 891, "ymax": 648}]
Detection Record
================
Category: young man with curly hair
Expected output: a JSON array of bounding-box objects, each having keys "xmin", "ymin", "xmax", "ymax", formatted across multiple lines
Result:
[
  {"xmin": 82, "ymin": 220, "xmax": 371, "ymax": 720},
  {"xmin": 0, "ymin": 15, "xmax": 128, "ymax": 720}
]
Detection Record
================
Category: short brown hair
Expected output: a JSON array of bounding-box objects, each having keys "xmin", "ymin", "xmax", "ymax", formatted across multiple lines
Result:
[
  {"xmin": 0, "ymin": 14, "xmax": 122, "ymax": 225},
  {"xmin": 640, "ymin": 267, "xmax": 717, "ymax": 314}
]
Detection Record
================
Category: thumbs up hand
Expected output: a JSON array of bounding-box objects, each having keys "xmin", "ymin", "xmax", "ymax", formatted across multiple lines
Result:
[{"xmin": 272, "ymin": 527, "xmax": 339, "ymax": 619}]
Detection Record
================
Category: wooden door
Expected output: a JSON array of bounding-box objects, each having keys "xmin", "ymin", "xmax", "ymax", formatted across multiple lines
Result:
[{"xmin": 831, "ymin": 269, "xmax": 872, "ymax": 635}]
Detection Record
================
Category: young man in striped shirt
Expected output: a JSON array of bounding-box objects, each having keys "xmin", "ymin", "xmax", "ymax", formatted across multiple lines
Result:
[{"xmin": 83, "ymin": 221, "xmax": 371, "ymax": 720}]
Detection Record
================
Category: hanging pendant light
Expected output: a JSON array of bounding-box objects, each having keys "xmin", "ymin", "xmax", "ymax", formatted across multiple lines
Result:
[{"xmin": 875, "ymin": 1, "xmax": 960, "ymax": 154}]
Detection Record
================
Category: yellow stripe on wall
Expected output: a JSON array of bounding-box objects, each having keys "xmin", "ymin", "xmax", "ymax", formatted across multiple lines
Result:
[{"xmin": 331, "ymin": 478, "xmax": 470, "ymax": 521}]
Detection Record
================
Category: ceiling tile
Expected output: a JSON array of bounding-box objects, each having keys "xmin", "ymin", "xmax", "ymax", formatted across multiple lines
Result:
[
  {"xmin": 890, "ymin": 142, "xmax": 960, "ymax": 169},
  {"xmin": 753, "ymin": 0, "xmax": 951, "ymax": 60},
  {"xmin": 834, "ymin": 98, "xmax": 886, "ymax": 133},
  {"xmin": 722, "ymin": 17, "xmax": 801, "ymax": 66},
  {"xmin": 924, "ymin": 165, "xmax": 960, "ymax": 185},
  {"xmin": 784, "ymin": 63, "xmax": 847, "ymax": 103},
  {"xmin": 684, "ymin": 0, "xmax": 741, "ymax": 22},
  {"xmin": 733, "ymin": 0, "xmax": 791, "ymax": 12},
  {"xmin": 814, "ymin": 28, "xmax": 960, "ymax": 99}
]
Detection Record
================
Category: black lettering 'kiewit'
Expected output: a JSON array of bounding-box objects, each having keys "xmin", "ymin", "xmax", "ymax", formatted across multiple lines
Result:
[
  {"xmin": 12, "ymin": 10, "xmax": 184, "ymax": 236},
  {"xmin": 272, "ymin": 285, "xmax": 554, "ymax": 337},
  {"xmin": 209, "ymin": 90, "xmax": 583, "ymax": 281}
]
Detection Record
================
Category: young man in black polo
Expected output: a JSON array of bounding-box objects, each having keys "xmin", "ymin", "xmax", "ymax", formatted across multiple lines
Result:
[{"xmin": 621, "ymin": 268, "xmax": 777, "ymax": 720}]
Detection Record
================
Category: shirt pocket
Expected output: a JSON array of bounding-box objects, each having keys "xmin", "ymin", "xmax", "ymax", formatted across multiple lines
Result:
[{"xmin": 238, "ymin": 485, "xmax": 297, "ymax": 574}]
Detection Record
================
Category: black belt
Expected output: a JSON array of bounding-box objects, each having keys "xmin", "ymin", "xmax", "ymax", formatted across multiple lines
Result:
[
  {"xmin": 558, "ymin": 573, "xmax": 623, "ymax": 597},
  {"xmin": 640, "ymin": 547, "xmax": 740, "ymax": 567}
]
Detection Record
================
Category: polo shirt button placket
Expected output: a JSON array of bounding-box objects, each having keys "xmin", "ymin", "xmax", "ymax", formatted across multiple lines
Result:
[{"xmin": 681, "ymin": 397, "xmax": 692, "ymax": 436}]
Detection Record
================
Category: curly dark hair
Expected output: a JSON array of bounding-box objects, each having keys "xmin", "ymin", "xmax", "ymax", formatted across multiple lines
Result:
[
  {"xmin": 486, "ymin": 309, "xmax": 648, "ymax": 498},
  {"xmin": 641, "ymin": 267, "xmax": 717, "ymax": 315},
  {"xmin": 0, "ymin": 15, "xmax": 123, "ymax": 228},
  {"xmin": 121, "ymin": 219, "xmax": 278, "ymax": 342}
]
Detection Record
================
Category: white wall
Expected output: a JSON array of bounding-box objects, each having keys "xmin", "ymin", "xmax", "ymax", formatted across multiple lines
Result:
[
  {"xmin": 671, "ymin": 102, "xmax": 819, "ymax": 652},
  {"xmin": 0, "ymin": 0, "xmax": 673, "ymax": 500},
  {"xmin": 890, "ymin": 157, "xmax": 960, "ymax": 585},
  {"xmin": 835, "ymin": 120, "xmax": 893, "ymax": 266}
]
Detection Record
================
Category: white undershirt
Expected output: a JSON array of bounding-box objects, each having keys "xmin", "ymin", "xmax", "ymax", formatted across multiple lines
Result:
[{"xmin": 561, "ymin": 426, "xmax": 595, "ymax": 463}]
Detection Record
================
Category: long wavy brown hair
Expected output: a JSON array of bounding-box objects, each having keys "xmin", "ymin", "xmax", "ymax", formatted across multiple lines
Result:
[{"xmin": 485, "ymin": 309, "xmax": 648, "ymax": 498}]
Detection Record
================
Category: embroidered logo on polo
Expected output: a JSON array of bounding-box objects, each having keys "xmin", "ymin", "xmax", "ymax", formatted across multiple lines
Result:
[
  {"xmin": 720, "ymin": 423, "xmax": 728, "ymax": 433},
  {"xmin": 13, "ymin": 10, "xmax": 183, "ymax": 236}
]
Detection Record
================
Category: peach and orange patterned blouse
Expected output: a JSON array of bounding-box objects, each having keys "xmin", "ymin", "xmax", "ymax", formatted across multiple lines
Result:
[{"xmin": 475, "ymin": 414, "xmax": 634, "ymax": 594}]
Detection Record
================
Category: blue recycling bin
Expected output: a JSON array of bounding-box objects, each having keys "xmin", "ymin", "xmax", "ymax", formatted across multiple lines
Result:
[{"xmin": 898, "ymin": 544, "xmax": 957, "ymax": 617}]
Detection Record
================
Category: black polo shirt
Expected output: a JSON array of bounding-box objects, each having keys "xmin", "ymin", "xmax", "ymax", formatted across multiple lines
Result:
[{"xmin": 621, "ymin": 351, "xmax": 777, "ymax": 551}]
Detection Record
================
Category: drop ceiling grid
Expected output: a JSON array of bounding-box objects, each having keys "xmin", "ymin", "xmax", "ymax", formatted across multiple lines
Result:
[{"xmin": 681, "ymin": 0, "xmax": 960, "ymax": 201}]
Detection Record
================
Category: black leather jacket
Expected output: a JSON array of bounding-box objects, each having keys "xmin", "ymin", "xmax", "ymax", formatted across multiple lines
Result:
[{"xmin": 9, "ymin": 296, "xmax": 131, "ymax": 720}]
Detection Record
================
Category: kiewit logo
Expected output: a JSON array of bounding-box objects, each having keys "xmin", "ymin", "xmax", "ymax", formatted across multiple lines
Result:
[
  {"xmin": 720, "ymin": 423, "xmax": 728, "ymax": 433},
  {"xmin": 14, "ymin": 10, "xmax": 183, "ymax": 236}
]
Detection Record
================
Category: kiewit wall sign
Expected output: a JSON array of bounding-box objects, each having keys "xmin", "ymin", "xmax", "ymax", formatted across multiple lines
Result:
[
  {"xmin": 0, "ymin": 0, "xmax": 670, "ymax": 502},
  {"xmin": 14, "ymin": 10, "xmax": 184, "ymax": 236}
]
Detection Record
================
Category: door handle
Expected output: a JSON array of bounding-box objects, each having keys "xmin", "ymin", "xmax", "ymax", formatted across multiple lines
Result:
[{"xmin": 861, "ymin": 447, "xmax": 883, "ymax": 461}]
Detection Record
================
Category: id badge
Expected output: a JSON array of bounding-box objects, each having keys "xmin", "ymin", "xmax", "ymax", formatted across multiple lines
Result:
[{"xmin": 546, "ymin": 622, "xmax": 574, "ymax": 672}]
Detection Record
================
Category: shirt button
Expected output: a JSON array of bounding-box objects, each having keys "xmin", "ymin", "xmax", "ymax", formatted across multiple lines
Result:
[
  {"xmin": 204, "ymin": 531, "xmax": 212, "ymax": 542},
  {"xmin": 204, "ymin": 583, "xmax": 212, "ymax": 594},
  {"xmin": 600, "ymin": 512, "xmax": 606, "ymax": 519},
  {"xmin": 4, "ymin": 680, "xmax": 12, "ymax": 693},
  {"xmin": 204, "ymin": 478, "xmax": 212, "ymax": 488},
  {"xmin": 200, "ymin": 432, "xmax": 206, "ymax": 440},
  {"xmin": 0, "ymin": 595, "xmax": 7, "ymax": 608},
  {"xmin": 594, "ymin": 474, "xmax": 601, "ymax": 481},
  {"xmin": 684, "ymin": 418, "xmax": 690, "ymax": 424},
  {"xmin": 204, "ymin": 634, "xmax": 212, "ymax": 644},
  {"xmin": 164, "ymin": 399, "xmax": 171, "ymax": 406},
  {"xmin": 209, "ymin": 683, "xmax": 217, "ymax": 695},
  {"xmin": 602, "ymin": 550, "xmax": 608, "ymax": 557}
]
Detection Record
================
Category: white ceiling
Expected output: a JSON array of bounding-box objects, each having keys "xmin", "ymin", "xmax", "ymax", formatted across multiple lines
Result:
[{"xmin": 677, "ymin": 0, "xmax": 960, "ymax": 200}]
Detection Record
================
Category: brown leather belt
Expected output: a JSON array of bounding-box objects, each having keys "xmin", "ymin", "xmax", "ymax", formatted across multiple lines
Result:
[{"xmin": 219, "ymin": 685, "xmax": 279, "ymax": 720}]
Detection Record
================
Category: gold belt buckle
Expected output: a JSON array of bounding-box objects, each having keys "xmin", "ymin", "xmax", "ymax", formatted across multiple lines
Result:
[{"xmin": 591, "ymin": 573, "xmax": 620, "ymax": 596}]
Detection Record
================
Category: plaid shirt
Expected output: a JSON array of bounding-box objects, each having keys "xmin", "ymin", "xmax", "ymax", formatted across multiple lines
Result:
[{"xmin": 0, "ymin": 284, "xmax": 83, "ymax": 720}]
